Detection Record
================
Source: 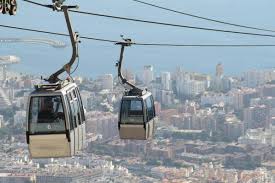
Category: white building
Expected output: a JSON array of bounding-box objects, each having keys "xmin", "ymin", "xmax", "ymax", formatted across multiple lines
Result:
[
  {"xmin": 238, "ymin": 128, "xmax": 272, "ymax": 146},
  {"xmin": 224, "ymin": 115, "xmax": 245, "ymax": 140},
  {"xmin": 161, "ymin": 72, "xmax": 171, "ymax": 90},
  {"xmin": 0, "ymin": 88, "xmax": 11, "ymax": 109},
  {"xmin": 143, "ymin": 65, "xmax": 154, "ymax": 86},
  {"xmin": 201, "ymin": 92, "xmax": 233, "ymax": 106},
  {"xmin": 211, "ymin": 76, "xmax": 232, "ymax": 92},
  {"xmin": 80, "ymin": 90, "xmax": 91, "ymax": 110},
  {"xmin": 177, "ymin": 80, "xmax": 206, "ymax": 97},
  {"xmin": 175, "ymin": 69, "xmax": 208, "ymax": 97},
  {"xmin": 15, "ymin": 97, "xmax": 25, "ymax": 109},
  {"xmin": 230, "ymin": 88, "xmax": 258, "ymax": 110},
  {"xmin": 243, "ymin": 70, "xmax": 269, "ymax": 88},
  {"xmin": 98, "ymin": 74, "xmax": 113, "ymax": 91},
  {"xmin": 161, "ymin": 90, "xmax": 173, "ymax": 106},
  {"xmin": 271, "ymin": 117, "xmax": 275, "ymax": 147},
  {"xmin": 14, "ymin": 111, "xmax": 26, "ymax": 127},
  {"xmin": 0, "ymin": 115, "xmax": 3, "ymax": 128},
  {"xmin": 216, "ymin": 63, "xmax": 224, "ymax": 78},
  {"xmin": 14, "ymin": 92, "xmax": 29, "ymax": 110}
]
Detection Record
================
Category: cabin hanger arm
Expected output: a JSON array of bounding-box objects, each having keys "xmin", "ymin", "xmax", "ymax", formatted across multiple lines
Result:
[
  {"xmin": 23, "ymin": 0, "xmax": 80, "ymax": 83},
  {"xmin": 47, "ymin": 4, "xmax": 80, "ymax": 83},
  {"xmin": 116, "ymin": 39, "xmax": 144, "ymax": 95}
]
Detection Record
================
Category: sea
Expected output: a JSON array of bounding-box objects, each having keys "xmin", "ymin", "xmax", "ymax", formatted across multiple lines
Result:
[{"xmin": 1, "ymin": 0, "xmax": 275, "ymax": 78}]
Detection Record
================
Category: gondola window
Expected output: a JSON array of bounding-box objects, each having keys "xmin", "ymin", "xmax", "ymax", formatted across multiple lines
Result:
[
  {"xmin": 29, "ymin": 96, "xmax": 66, "ymax": 134},
  {"xmin": 121, "ymin": 100, "xmax": 144, "ymax": 124}
]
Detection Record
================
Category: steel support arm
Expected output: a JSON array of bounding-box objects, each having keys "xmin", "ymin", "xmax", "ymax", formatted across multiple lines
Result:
[
  {"xmin": 47, "ymin": 5, "xmax": 79, "ymax": 83},
  {"xmin": 116, "ymin": 40, "xmax": 143, "ymax": 94}
]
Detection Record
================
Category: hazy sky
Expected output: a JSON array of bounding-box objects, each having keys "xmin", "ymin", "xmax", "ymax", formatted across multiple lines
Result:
[{"xmin": 1, "ymin": 0, "xmax": 275, "ymax": 77}]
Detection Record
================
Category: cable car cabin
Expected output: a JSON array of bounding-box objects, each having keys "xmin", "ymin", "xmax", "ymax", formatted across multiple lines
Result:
[
  {"xmin": 119, "ymin": 91, "xmax": 157, "ymax": 140},
  {"xmin": 26, "ymin": 82, "xmax": 86, "ymax": 158}
]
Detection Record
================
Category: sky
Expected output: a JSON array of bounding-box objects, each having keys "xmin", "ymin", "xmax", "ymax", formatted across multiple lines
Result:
[{"xmin": 1, "ymin": 0, "xmax": 275, "ymax": 78}]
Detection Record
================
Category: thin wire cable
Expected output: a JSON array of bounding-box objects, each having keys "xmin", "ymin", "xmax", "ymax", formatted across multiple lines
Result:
[
  {"xmin": 2, "ymin": 24, "xmax": 275, "ymax": 47},
  {"xmin": 133, "ymin": 43, "xmax": 275, "ymax": 47},
  {"xmin": 80, "ymin": 36, "xmax": 117, "ymax": 43},
  {"xmin": 131, "ymin": 0, "xmax": 275, "ymax": 33},
  {"xmin": 23, "ymin": 0, "xmax": 50, "ymax": 8},
  {"xmin": 69, "ymin": 10, "xmax": 275, "ymax": 38},
  {"xmin": 22, "ymin": 0, "xmax": 275, "ymax": 38},
  {"xmin": 0, "ymin": 24, "xmax": 116, "ymax": 42}
]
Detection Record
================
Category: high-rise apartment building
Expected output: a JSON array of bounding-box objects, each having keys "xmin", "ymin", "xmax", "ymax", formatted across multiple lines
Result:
[
  {"xmin": 216, "ymin": 63, "xmax": 224, "ymax": 78},
  {"xmin": 143, "ymin": 65, "xmax": 154, "ymax": 86},
  {"xmin": 161, "ymin": 72, "xmax": 171, "ymax": 90},
  {"xmin": 98, "ymin": 74, "xmax": 113, "ymax": 91}
]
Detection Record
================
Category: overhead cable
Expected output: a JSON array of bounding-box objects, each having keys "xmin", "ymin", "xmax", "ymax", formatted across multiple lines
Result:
[
  {"xmin": 0, "ymin": 24, "xmax": 117, "ymax": 43},
  {"xmin": 68, "ymin": 10, "xmax": 275, "ymax": 38},
  {"xmin": 2, "ymin": 24, "xmax": 275, "ymax": 47},
  {"xmin": 22, "ymin": 0, "xmax": 275, "ymax": 38},
  {"xmin": 131, "ymin": 0, "xmax": 275, "ymax": 33},
  {"xmin": 23, "ymin": 0, "xmax": 49, "ymax": 8}
]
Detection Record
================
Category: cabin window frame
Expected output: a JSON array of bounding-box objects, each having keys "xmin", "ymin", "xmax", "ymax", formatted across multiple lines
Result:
[
  {"xmin": 120, "ymin": 98, "xmax": 145, "ymax": 125},
  {"xmin": 28, "ymin": 95, "xmax": 67, "ymax": 135},
  {"xmin": 65, "ymin": 94, "xmax": 74, "ymax": 130},
  {"xmin": 75, "ymin": 87, "xmax": 86, "ymax": 122},
  {"xmin": 67, "ymin": 91, "xmax": 78, "ymax": 128},
  {"xmin": 145, "ymin": 96, "xmax": 155, "ymax": 122}
]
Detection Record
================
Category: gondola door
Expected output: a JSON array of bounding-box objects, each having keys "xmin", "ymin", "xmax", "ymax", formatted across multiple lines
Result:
[
  {"xmin": 71, "ymin": 89, "xmax": 83, "ymax": 151},
  {"xmin": 75, "ymin": 87, "xmax": 86, "ymax": 149},
  {"xmin": 64, "ymin": 94, "xmax": 76, "ymax": 156},
  {"xmin": 27, "ymin": 95, "xmax": 72, "ymax": 158},
  {"xmin": 144, "ymin": 95, "xmax": 155, "ymax": 139},
  {"xmin": 67, "ymin": 91, "xmax": 80, "ymax": 152}
]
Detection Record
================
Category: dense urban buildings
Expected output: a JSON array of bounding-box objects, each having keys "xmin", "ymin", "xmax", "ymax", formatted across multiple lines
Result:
[{"xmin": 0, "ymin": 63, "xmax": 274, "ymax": 182}]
